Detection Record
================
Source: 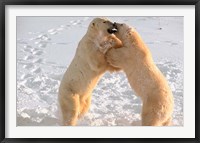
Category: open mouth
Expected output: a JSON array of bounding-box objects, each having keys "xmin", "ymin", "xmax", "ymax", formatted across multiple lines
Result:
[
  {"xmin": 107, "ymin": 27, "xmax": 118, "ymax": 34},
  {"xmin": 107, "ymin": 22, "xmax": 118, "ymax": 34}
]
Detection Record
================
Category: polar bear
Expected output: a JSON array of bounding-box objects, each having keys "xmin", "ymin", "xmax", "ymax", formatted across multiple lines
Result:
[
  {"xmin": 58, "ymin": 18, "xmax": 122, "ymax": 126},
  {"xmin": 106, "ymin": 23, "xmax": 174, "ymax": 126}
]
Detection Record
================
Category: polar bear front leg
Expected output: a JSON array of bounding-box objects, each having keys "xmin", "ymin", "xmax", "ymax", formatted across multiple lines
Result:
[{"xmin": 59, "ymin": 93, "xmax": 80, "ymax": 126}]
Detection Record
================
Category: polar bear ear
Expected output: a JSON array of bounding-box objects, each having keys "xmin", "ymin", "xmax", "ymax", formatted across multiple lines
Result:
[{"xmin": 92, "ymin": 23, "xmax": 95, "ymax": 26}]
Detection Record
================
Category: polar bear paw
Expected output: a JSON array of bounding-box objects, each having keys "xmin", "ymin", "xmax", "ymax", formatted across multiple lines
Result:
[{"xmin": 99, "ymin": 39, "xmax": 115, "ymax": 54}]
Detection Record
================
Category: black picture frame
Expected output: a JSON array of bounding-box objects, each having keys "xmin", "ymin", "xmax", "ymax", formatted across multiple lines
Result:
[{"xmin": 0, "ymin": 0, "xmax": 199, "ymax": 143}]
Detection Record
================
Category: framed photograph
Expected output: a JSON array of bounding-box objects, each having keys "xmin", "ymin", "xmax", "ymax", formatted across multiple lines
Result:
[{"xmin": 1, "ymin": 0, "xmax": 199, "ymax": 142}]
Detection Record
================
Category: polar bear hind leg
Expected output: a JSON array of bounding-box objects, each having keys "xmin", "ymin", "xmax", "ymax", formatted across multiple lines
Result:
[
  {"xmin": 162, "ymin": 117, "xmax": 172, "ymax": 126},
  {"xmin": 142, "ymin": 112, "xmax": 162, "ymax": 126},
  {"xmin": 79, "ymin": 95, "xmax": 92, "ymax": 118},
  {"xmin": 142, "ymin": 109, "xmax": 172, "ymax": 126},
  {"xmin": 59, "ymin": 92, "xmax": 80, "ymax": 126}
]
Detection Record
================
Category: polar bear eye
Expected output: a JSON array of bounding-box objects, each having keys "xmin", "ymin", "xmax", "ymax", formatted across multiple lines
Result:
[{"xmin": 103, "ymin": 21, "xmax": 106, "ymax": 23}]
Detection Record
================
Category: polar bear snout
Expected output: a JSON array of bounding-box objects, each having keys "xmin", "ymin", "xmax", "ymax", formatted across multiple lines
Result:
[
  {"xmin": 113, "ymin": 22, "xmax": 117, "ymax": 28},
  {"xmin": 113, "ymin": 22, "xmax": 123, "ymax": 27},
  {"xmin": 107, "ymin": 22, "xmax": 118, "ymax": 34},
  {"xmin": 113, "ymin": 23, "xmax": 125, "ymax": 30},
  {"xmin": 110, "ymin": 22, "xmax": 124, "ymax": 35},
  {"xmin": 107, "ymin": 27, "xmax": 118, "ymax": 34}
]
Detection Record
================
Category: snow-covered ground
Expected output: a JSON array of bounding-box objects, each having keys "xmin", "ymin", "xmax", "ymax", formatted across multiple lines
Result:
[{"xmin": 16, "ymin": 16, "xmax": 183, "ymax": 126}]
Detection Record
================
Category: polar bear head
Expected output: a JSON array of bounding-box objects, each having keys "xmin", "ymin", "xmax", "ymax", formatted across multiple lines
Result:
[
  {"xmin": 113, "ymin": 22, "xmax": 134, "ymax": 40},
  {"xmin": 86, "ymin": 18, "xmax": 121, "ymax": 53},
  {"xmin": 87, "ymin": 17, "xmax": 117, "ymax": 37}
]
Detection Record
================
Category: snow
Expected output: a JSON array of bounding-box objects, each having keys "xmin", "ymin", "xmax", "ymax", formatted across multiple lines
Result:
[{"xmin": 17, "ymin": 16, "xmax": 183, "ymax": 126}]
